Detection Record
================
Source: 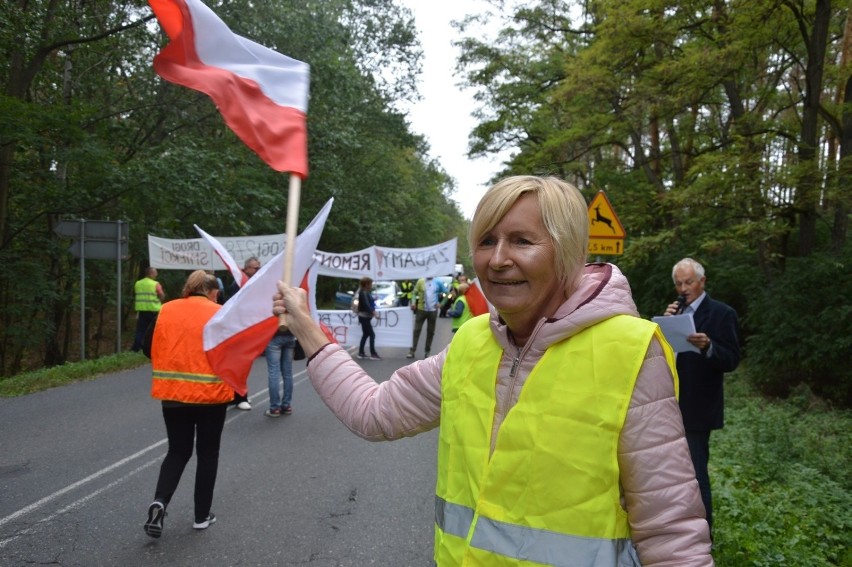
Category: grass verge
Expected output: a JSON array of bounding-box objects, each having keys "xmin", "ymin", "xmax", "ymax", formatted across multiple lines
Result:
[{"xmin": 0, "ymin": 352, "xmax": 148, "ymax": 397}]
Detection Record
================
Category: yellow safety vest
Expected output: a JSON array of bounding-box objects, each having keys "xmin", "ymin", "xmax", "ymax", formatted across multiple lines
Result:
[
  {"xmin": 450, "ymin": 296, "xmax": 473, "ymax": 332},
  {"xmin": 134, "ymin": 277, "xmax": 162, "ymax": 312},
  {"xmin": 151, "ymin": 297, "xmax": 234, "ymax": 404},
  {"xmin": 435, "ymin": 314, "xmax": 676, "ymax": 566}
]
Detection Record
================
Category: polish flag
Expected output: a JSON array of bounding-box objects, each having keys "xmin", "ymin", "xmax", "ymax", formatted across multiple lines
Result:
[
  {"xmin": 148, "ymin": 0, "xmax": 310, "ymax": 176},
  {"xmin": 305, "ymin": 262, "xmax": 338, "ymax": 343},
  {"xmin": 194, "ymin": 224, "xmax": 248, "ymax": 288},
  {"xmin": 203, "ymin": 199, "xmax": 333, "ymax": 394},
  {"xmin": 466, "ymin": 278, "xmax": 491, "ymax": 317}
]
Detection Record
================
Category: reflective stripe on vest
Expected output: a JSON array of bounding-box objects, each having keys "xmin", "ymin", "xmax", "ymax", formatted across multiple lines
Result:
[
  {"xmin": 435, "ymin": 314, "xmax": 675, "ymax": 566},
  {"xmin": 134, "ymin": 278, "xmax": 161, "ymax": 312},
  {"xmin": 152, "ymin": 370, "xmax": 223, "ymax": 384},
  {"xmin": 435, "ymin": 497, "xmax": 641, "ymax": 566},
  {"xmin": 151, "ymin": 297, "xmax": 233, "ymax": 404}
]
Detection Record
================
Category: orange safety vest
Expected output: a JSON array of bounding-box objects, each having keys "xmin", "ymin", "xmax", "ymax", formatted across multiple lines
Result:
[{"xmin": 150, "ymin": 296, "xmax": 234, "ymax": 404}]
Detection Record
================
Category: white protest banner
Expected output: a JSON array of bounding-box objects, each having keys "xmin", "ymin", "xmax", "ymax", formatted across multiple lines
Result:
[
  {"xmin": 317, "ymin": 307, "xmax": 413, "ymax": 347},
  {"xmin": 148, "ymin": 233, "xmax": 285, "ymax": 270},
  {"xmin": 313, "ymin": 247, "xmax": 374, "ymax": 278},
  {"xmin": 149, "ymin": 234, "xmax": 457, "ymax": 279},
  {"xmin": 148, "ymin": 235, "xmax": 216, "ymax": 269},
  {"xmin": 373, "ymin": 238, "xmax": 457, "ymax": 279},
  {"xmin": 314, "ymin": 237, "xmax": 458, "ymax": 280}
]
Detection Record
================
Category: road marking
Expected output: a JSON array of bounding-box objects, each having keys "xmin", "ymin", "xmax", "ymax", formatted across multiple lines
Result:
[
  {"xmin": 0, "ymin": 364, "xmax": 317, "ymax": 535},
  {"xmin": 0, "ymin": 455, "xmax": 162, "ymax": 548},
  {"xmin": 0, "ymin": 439, "xmax": 169, "ymax": 530}
]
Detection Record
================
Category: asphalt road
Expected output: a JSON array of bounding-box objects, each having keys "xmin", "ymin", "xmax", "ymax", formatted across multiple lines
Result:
[{"xmin": 0, "ymin": 317, "xmax": 456, "ymax": 566}]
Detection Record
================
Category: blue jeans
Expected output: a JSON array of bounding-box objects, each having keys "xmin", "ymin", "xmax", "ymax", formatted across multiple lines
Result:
[{"xmin": 264, "ymin": 333, "xmax": 295, "ymax": 410}]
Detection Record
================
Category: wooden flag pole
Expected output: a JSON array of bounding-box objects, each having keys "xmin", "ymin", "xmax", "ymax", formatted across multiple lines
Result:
[{"xmin": 278, "ymin": 173, "xmax": 301, "ymax": 330}]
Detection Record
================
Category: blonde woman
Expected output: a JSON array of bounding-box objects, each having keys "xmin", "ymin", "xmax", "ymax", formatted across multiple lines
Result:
[{"xmin": 275, "ymin": 176, "xmax": 712, "ymax": 565}]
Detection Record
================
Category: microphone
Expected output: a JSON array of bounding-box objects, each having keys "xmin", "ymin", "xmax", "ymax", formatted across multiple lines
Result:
[{"xmin": 674, "ymin": 294, "xmax": 687, "ymax": 315}]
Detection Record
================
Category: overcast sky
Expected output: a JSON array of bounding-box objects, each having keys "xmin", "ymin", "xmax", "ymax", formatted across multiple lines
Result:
[{"xmin": 398, "ymin": 0, "xmax": 511, "ymax": 219}]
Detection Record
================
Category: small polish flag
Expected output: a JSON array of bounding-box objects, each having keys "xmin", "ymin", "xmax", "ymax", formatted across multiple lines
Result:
[
  {"xmin": 148, "ymin": 0, "xmax": 310, "ymax": 176},
  {"xmin": 203, "ymin": 199, "xmax": 333, "ymax": 394},
  {"xmin": 194, "ymin": 224, "xmax": 248, "ymax": 288}
]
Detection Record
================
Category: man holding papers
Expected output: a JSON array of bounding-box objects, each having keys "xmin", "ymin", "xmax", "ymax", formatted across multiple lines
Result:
[{"xmin": 661, "ymin": 257, "xmax": 740, "ymax": 536}]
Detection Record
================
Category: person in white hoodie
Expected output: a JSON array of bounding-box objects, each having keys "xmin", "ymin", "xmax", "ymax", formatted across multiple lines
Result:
[{"xmin": 275, "ymin": 175, "xmax": 713, "ymax": 566}]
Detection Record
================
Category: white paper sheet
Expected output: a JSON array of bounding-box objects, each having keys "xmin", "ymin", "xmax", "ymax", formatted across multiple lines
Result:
[{"xmin": 652, "ymin": 314, "xmax": 701, "ymax": 353}]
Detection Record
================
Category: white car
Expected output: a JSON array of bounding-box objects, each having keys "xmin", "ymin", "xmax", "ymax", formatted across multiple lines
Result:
[
  {"xmin": 335, "ymin": 280, "xmax": 401, "ymax": 310},
  {"xmin": 371, "ymin": 280, "xmax": 402, "ymax": 308}
]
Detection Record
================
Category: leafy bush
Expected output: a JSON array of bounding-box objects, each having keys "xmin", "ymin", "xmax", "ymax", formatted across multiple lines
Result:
[
  {"xmin": 712, "ymin": 372, "xmax": 852, "ymax": 566},
  {"xmin": 745, "ymin": 251, "xmax": 852, "ymax": 407}
]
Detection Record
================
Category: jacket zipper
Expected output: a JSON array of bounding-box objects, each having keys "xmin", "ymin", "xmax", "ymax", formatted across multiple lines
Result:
[{"xmin": 509, "ymin": 350, "xmax": 521, "ymax": 379}]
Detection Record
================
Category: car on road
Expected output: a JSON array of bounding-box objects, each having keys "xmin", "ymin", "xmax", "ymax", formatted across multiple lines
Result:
[
  {"xmin": 334, "ymin": 280, "xmax": 402, "ymax": 310},
  {"xmin": 436, "ymin": 275, "xmax": 454, "ymax": 306}
]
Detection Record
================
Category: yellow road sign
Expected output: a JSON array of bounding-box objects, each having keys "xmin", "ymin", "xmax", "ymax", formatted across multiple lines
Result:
[
  {"xmin": 588, "ymin": 238, "xmax": 624, "ymax": 255},
  {"xmin": 588, "ymin": 191, "xmax": 626, "ymax": 238}
]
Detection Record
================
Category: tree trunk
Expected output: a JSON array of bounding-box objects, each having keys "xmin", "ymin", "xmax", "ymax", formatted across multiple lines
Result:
[
  {"xmin": 794, "ymin": 0, "xmax": 831, "ymax": 257},
  {"xmin": 832, "ymin": 9, "xmax": 852, "ymax": 251}
]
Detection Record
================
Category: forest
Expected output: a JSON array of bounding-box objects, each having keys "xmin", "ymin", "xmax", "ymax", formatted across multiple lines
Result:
[{"xmin": 1, "ymin": 0, "xmax": 850, "ymax": 409}]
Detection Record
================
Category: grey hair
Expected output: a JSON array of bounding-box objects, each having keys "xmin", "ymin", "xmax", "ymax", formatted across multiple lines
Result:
[{"xmin": 672, "ymin": 258, "xmax": 705, "ymax": 282}]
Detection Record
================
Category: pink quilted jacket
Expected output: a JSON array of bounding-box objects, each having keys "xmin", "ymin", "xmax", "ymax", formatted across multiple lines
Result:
[{"xmin": 307, "ymin": 263, "xmax": 713, "ymax": 566}]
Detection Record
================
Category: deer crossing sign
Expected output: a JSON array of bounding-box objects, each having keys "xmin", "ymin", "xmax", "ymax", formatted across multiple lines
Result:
[{"xmin": 587, "ymin": 191, "xmax": 626, "ymax": 256}]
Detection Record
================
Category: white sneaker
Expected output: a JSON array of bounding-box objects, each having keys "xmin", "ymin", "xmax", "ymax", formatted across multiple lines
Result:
[
  {"xmin": 236, "ymin": 401, "xmax": 252, "ymax": 411},
  {"xmin": 193, "ymin": 513, "xmax": 216, "ymax": 530}
]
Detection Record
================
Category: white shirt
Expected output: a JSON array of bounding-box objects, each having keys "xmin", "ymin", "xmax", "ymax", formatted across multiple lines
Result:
[
  {"xmin": 683, "ymin": 292, "xmax": 712, "ymax": 356},
  {"xmin": 682, "ymin": 291, "xmax": 706, "ymax": 315},
  {"xmin": 424, "ymin": 278, "xmax": 437, "ymax": 311}
]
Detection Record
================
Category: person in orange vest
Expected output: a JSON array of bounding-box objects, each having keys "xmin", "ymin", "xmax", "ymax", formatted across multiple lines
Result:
[{"xmin": 141, "ymin": 270, "xmax": 234, "ymax": 538}]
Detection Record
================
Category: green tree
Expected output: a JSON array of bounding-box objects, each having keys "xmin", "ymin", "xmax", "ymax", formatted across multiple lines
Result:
[
  {"xmin": 456, "ymin": 0, "xmax": 851, "ymax": 404},
  {"xmin": 0, "ymin": 0, "xmax": 465, "ymax": 375}
]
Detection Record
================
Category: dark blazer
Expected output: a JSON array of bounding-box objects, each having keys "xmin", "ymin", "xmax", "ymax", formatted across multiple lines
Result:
[{"xmin": 676, "ymin": 293, "xmax": 740, "ymax": 431}]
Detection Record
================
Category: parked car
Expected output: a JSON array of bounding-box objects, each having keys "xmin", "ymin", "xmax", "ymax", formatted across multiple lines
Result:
[
  {"xmin": 372, "ymin": 280, "xmax": 402, "ymax": 308},
  {"xmin": 436, "ymin": 275, "xmax": 453, "ymax": 292},
  {"xmin": 436, "ymin": 275, "xmax": 454, "ymax": 305},
  {"xmin": 334, "ymin": 286, "xmax": 356, "ymax": 310},
  {"xmin": 333, "ymin": 280, "xmax": 402, "ymax": 310}
]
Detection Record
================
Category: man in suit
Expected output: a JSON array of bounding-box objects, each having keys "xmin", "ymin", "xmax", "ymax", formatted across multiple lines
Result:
[{"xmin": 664, "ymin": 257, "xmax": 740, "ymax": 533}]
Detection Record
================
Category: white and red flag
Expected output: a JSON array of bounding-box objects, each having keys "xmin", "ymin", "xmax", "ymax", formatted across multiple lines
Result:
[
  {"xmin": 466, "ymin": 278, "xmax": 491, "ymax": 317},
  {"xmin": 194, "ymin": 224, "xmax": 248, "ymax": 288},
  {"xmin": 203, "ymin": 199, "xmax": 333, "ymax": 394},
  {"xmin": 148, "ymin": 0, "xmax": 310, "ymax": 176}
]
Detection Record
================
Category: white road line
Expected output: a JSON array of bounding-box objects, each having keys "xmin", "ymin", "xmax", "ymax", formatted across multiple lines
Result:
[
  {"xmin": 0, "ymin": 438, "xmax": 169, "ymax": 530},
  {"xmin": 0, "ymin": 455, "xmax": 162, "ymax": 548},
  {"xmin": 0, "ymin": 365, "xmax": 317, "ymax": 531}
]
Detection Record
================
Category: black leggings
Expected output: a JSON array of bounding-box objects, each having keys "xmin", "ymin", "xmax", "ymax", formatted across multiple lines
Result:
[{"xmin": 154, "ymin": 403, "xmax": 227, "ymax": 520}]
